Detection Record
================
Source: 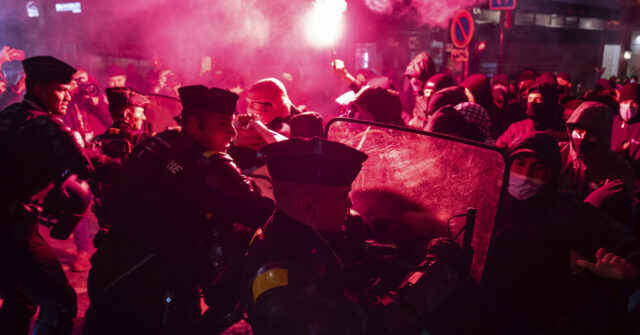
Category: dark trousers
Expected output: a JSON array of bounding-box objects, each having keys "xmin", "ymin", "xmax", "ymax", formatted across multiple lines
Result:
[{"xmin": 0, "ymin": 225, "xmax": 77, "ymax": 335}]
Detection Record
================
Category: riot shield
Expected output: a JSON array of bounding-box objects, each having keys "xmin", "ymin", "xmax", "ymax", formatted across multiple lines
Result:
[
  {"xmin": 145, "ymin": 94, "xmax": 182, "ymax": 133},
  {"xmin": 326, "ymin": 118, "xmax": 507, "ymax": 282}
]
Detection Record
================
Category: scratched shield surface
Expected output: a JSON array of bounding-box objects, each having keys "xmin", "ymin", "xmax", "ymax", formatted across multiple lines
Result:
[{"xmin": 327, "ymin": 119, "xmax": 506, "ymax": 282}]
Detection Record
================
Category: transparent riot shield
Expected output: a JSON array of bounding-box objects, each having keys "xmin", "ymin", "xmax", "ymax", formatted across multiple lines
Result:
[
  {"xmin": 326, "ymin": 118, "xmax": 507, "ymax": 282},
  {"xmin": 145, "ymin": 94, "xmax": 182, "ymax": 133}
]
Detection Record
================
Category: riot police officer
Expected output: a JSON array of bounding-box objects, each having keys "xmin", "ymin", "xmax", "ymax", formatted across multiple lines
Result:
[
  {"xmin": 243, "ymin": 137, "xmax": 468, "ymax": 335},
  {"xmin": 93, "ymin": 86, "xmax": 151, "ymax": 162},
  {"xmin": 90, "ymin": 86, "xmax": 151, "ymax": 244},
  {"xmin": 0, "ymin": 56, "xmax": 93, "ymax": 334},
  {"xmin": 86, "ymin": 85, "xmax": 274, "ymax": 334}
]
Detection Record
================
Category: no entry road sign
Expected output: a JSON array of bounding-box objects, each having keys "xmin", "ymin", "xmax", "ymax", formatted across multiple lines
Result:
[{"xmin": 450, "ymin": 10, "xmax": 474, "ymax": 49}]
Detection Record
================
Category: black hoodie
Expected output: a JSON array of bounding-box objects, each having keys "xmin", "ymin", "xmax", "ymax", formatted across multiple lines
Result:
[
  {"xmin": 611, "ymin": 83, "xmax": 640, "ymax": 178},
  {"xmin": 482, "ymin": 132, "xmax": 640, "ymax": 334},
  {"xmin": 559, "ymin": 101, "xmax": 636, "ymax": 199}
]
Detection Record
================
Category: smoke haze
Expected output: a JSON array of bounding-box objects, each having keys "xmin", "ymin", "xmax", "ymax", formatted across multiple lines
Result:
[{"xmin": 1, "ymin": 0, "xmax": 488, "ymax": 110}]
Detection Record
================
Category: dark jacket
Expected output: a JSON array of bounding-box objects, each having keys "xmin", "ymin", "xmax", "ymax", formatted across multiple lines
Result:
[
  {"xmin": 461, "ymin": 74, "xmax": 502, "ymax": 138},
  {"xmin": 496, "ymin": 80, "xmax": 567, "ymax": 148},
  {"xmin": 243, "ymin": 209, "xmax": 467, "ymax": 335},
  {"xmin": 90, "ymin": 121, "xmax": 151, "ymax": 229},
  {"xmin": 496, "ymin": 118, "xmax": 568, "ymax": 149},
  {"xmin": 611, "ymin": 114, "xmax": 640, "ymax": 178},
  {"xmin": 0, "ymin": 97, "xmax": 92, "ymax": 205},
  {"xmin": 484, "ymin": 132, "xmax": 640, "ymax": 334},
  {"xmin": 88, "ymin": 129, "xmax": 273, "ymax": 334},
  {"xmin": 243, "ymin": 209, "xmax": 365, "ymax": 335},
  {"xmin": 559, "ymin": 102, "xmax": 636, "ymax": 199},
  {"xmin": 93, "ymin": 121, "xmax": 150, "ymax": 162},
  {"xmin": 406, "ymin": 53, "xmax": 436, "ymax": 128}
]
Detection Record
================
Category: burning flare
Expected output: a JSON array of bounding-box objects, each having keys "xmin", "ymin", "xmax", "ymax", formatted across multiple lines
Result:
[{"xmin": 305, "ymin": 0, "xmax": 348, "ymax": 48}]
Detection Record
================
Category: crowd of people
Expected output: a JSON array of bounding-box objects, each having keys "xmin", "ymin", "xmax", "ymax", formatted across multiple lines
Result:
[{"xmin": 1, "ymin": 45, "xmax": 640, "ymax": 335}]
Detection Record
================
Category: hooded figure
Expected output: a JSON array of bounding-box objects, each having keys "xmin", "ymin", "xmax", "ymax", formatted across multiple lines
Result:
[
  {"xmin": 556, "ymin": 72, "xmax": 576, "ymax": 106},
  {"xmin": 611, "ymin": 83, "xmax": 640, "ymax": 177},
  {"xmin": 496, "ymin": 76, "xmax": 567, "ymax": 149},
  {"xmin": 454, "ymin": 102, "xmax": 494, "ymax": 144},
  {"xmin": 425, "ymin": 86, "xmax": 470, "ymax": 118},
  {"xmin": 404, "ymin": 52, "xmax": 436, "ymax": 128},
  {"xmin": 559, "ymin": 101, "xmax": 636, "ymax": 199},
  {"xmin": 425, "ymin": 105, "xmax": 486, "ymax": 142},
  {"xmin": 347, "ymin": 86, "xmax": 404, "ymax": 126},
  {"xmin": 404, "ymin": 52, "xmax": 436, "ymax": 94},
  {"xmin": 423, "ymin": 74, "xmax": 455, "ymax": 98},
  {"xmin": 461, "ymin": 74, "xmax": 502, "ymax": 138},
  {"xmin": 481, "ymin": 131, "xmax": 640, "ymax": 334},
  {"xmin": 584, "ymin": 79, "xmax": 619, "ymax": 114}
]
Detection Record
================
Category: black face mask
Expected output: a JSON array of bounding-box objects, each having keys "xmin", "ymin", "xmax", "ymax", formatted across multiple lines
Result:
[
  {"xmin": 526, "ymin": 102, "xmax": 546, "ymax": 121},
  {"xmin": 558, "ymin": 85, "xmax": 569, "ymax": 96},
  {"xmin": 571, "ymin": 138, "xmax": 597, "ymax": 156}
]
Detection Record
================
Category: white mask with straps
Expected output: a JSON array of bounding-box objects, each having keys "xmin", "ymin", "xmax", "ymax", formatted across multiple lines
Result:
[{"xmin": 508, "ymin": 172, "xmax": 545, "ymax": 200}]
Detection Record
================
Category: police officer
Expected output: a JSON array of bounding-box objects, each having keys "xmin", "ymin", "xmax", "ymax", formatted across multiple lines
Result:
[
  {"xmin": 90, "ymin": 86, "xmax": 151, "ymax": 246},
  {"xmin": 243, "ymin": 137, "xmax": 467, "ymax": 335},
  {"xmin": 0, "ymin": 56, "xmax": 93, "ymax": 334},
  {"xmin": 86, "ymin": 85, "xmax": 274, "ymax": 334},
  {"xmin": 94, "ymin": 86, "xmax": 151, "ymax": 162}
]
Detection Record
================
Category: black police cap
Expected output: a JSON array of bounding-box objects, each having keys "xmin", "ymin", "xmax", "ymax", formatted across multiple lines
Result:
[
  {"xmin": 260, "ymin": 137, "xmax": 368, "ymax": 186},
  {"xmin": 22, "ymin": 56, "xmax": 76, "ymax": 85},
  {"xmin": 178, "ymin": 85, "xmax": 238, "ymax": 116},
  {"xmin": 106, "ymin": 87, "xmax": 150, "ymax": 109}
]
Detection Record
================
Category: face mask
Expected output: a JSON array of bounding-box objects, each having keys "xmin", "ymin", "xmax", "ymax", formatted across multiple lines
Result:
[
  {"xmin": 526, "ymin": 103, "xmax": 546, "ymax": 121},
  {"xmin": 571, "ymin": 137, "xmax": 597, "ymax": 156},
  {"xmin": 620, "ymin": 102, "xmax": 639, "ymax": 121},
  {"xmin": 508, "ymin": 172, "xmax": 544, "ymax": 200}
]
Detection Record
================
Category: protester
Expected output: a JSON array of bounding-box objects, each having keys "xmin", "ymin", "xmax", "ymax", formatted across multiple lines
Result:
[
  {"xmin": 496, "ymin": 73, "xmax": 567, "ymax": 148},
  {"xmin": 611, "ymin": 83, "xmax": 640, "ymax": 177},
  {"xmin": 404, "ymin": 52, "xmax": 437, "ymax": 128},
  {"xmin": 559, "ymin": 101, "xmax": 636, "ymax": 199},
  {"xmin": 484, "ymin": 132, "xmax": 640, "ymax": 334}
]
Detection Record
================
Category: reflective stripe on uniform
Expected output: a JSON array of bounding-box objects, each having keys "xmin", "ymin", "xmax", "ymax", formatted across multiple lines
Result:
[{"xmin": 252, "ymin": 267, "xmax": 288, "ymax": 303}]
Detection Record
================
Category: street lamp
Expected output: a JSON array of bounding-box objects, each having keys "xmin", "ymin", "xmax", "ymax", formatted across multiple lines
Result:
[{"xmin": 624, "ymin": 50, "xmax": 632, "ymax": 60}]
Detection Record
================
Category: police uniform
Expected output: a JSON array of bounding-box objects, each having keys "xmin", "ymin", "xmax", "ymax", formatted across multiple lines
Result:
[
  {"xmin": 0, "ymin": 56, "xmax": 93, "ymax": 334},
  {"xmin": 91, "ymin": 87, "xmax": 151, "ymax": 234},
  {"xmin": 86, "ymin": 85, "xmax": 274, "ymax": 334},
  {"xmin": 93, "ymin": 86, "xmax": 151, "ymax": 161},
  {"xmin": 243, "ymin": 137, "xmax": 467, "ymax": 335}
]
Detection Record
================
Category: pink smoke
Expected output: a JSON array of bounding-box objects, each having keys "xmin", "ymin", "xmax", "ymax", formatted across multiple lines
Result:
[{"xmin": 364, "ymin": 0, "xmax": 488, "ymax": 27}]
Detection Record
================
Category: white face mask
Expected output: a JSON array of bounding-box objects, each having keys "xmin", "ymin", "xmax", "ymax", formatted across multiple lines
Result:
[
  {"xmin": 620, "ymin": 102, "xmax": 639, "ymax": 121},
  {"xmin": 508, "ymin": 172, "xmax": 545, "ymax": 200}
]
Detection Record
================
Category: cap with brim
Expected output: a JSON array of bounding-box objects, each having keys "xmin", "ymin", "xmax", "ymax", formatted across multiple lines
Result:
[
  {"xmin": 106, "ymin": 87, "xmax": 150, "ymax": 109},
  {"xmin": 260, "ymin": 137, "xmax": 367, "ymax": 186},
  {"xmin": 179, "ymin": 85, "xmax": 238, "ymax": 116},
  {"xmin": 22, "ymin": 56, "xmax": 76, "ymax": 85},
  {"xmin": 509, "ymin": 147, "xmax": 543, "ymax": 160}
]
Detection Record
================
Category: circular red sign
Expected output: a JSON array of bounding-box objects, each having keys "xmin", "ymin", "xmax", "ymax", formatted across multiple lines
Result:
[{"xmin": 450, "ymin": 10, "xmax": 475, "ymax": 49}]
